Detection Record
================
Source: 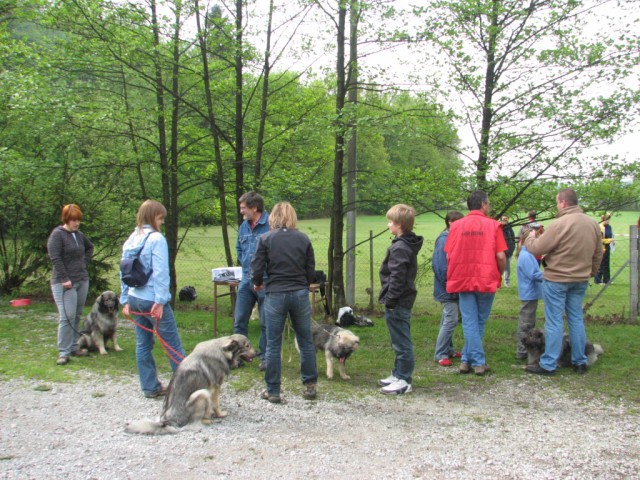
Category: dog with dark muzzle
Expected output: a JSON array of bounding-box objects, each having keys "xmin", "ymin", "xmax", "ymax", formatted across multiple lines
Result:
[
  {"xmin": 522, "ymin": 328, "xmax": 603, "ymax": 368},
  {"xmin": 311, "ymin": 322, "xmax": 360, "ymax": 380},
  {"xmin": 125, "ymin": 334, "xmax": 256, "ymax": 435},
  {"xmin": 76, "ymin": 291, "xmax": 122, "ymax": 355}
]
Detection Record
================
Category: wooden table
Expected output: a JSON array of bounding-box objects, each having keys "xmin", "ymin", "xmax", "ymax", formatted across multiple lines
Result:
[
  {"xmin": 212, "ymin": 280, "xmax": 239, "ymax": 337},
  {"xmin": 213, "ymin": 281, "xmax": 331, "ymax": 335}
]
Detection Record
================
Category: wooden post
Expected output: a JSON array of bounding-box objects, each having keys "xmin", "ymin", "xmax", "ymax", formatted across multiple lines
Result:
[{"xmin": 630, "ymin": 225, "xmax": 639, "ymax": 322}]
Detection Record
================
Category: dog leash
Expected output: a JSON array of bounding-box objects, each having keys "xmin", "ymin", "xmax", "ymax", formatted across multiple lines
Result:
[{"xmin": 124, "ymin": 311, "xmax": 185, "ymax": 365}]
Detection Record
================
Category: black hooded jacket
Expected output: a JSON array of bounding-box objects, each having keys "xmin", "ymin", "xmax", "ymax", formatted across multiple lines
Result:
[{"xmin": 378, "ymin": 231, "xmax": 424, "ymax": 309}]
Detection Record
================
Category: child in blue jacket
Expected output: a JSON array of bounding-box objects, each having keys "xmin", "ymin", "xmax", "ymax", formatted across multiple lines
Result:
[{"xmin": 516, "ymin": 226, "xmax": 543, "ymax": 359}]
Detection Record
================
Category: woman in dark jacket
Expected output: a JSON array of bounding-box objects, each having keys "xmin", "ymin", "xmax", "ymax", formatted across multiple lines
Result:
[
  {"xmin": 47, "ymin": 204, "xmax": 93, "ymax": 365},
  {"xmin": 251, "ymin": 202, "xmax": 318, "ymax": 404}
]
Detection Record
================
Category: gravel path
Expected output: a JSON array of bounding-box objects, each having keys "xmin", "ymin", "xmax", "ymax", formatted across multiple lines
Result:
[{"xmin": 1, "ymin": 373, "xmax": 639, "ymax": 480}]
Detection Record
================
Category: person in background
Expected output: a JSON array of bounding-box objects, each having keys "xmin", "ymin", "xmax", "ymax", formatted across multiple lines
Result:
[
  {"xmin": 445, "ymin": 190, "xmax": 507, "ymax": 376},
  {"xmin": 433, "ymin": 211, "xmax": 464, "ymax": 367},
  {"xmin": 120, "ymin": 200, "xmax": 186, "ymax": 398},
  {"xmin": 515, "ymin": 225, "xmax": 543, "ymax": 360},
  {"xmin": 47, "ymin": 204, "xmax": 94, "ymax": 366},
  {"xmin": 378, "ymin": 204, "xmax": 424, "ymax": 394},
  {"xmin": 516, "ymin": 210, "xmax": 543, "ymax": 265},
  {"xmin": 234, "ymin": 192, "xmax": 270, "ymax": 370},
  {"xmin": 251, "ymin": 201, "xmax": 318, "ymax": 403},
  {"xmin": 523, "ymin": 188, "xmax": 602, "ymax": 375},
  {"xmin": 501, "ymin": 215, "xmax": 516, "ymax": 287},
  {"xmin": 595, "ymin": 212, "xmax": 614, "ymax": 285}
]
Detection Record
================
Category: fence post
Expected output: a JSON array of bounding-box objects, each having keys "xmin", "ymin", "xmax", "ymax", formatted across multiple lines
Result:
[
  {"xmin": 369, "ymin": 230, "xmax": 374, "ymax": 310},
  {"xmin": 631, "ymin": 225, "xmax": 639, "ymax": 322}
]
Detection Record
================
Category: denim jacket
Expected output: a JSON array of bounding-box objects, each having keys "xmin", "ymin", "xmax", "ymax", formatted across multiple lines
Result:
[
  {"xmin": 432, "ymin": 229, "xmax": 458, "ymax": 302},
  {"xmin": 120, "ymin": 226, "xmax": 171, "ymax": 306},
  {"xmin": 236, "ymin": 210, "xmax": 270, "ymax": 283}
]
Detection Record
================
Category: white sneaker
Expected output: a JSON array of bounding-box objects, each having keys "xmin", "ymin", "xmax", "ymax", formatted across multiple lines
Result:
[
  {"xmin": 378, "ymin": 374, "xmax": 399, "ymax": 387},
  {"xmin": 380, "ymin": 379, "xmax": 412, "ymax": 395}
]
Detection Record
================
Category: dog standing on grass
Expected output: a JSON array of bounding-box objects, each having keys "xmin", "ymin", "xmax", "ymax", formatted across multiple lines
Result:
[
  {"xmin": 76, "ymin": 291, "xmax": 122, "ymax": 355},
  {"xmin": 311, "ymin": 323, "xmax": 360, "ymax": 380},
  {"xmin": 125, "ymin": 334, "xmax": 256, "ymax": 435}
]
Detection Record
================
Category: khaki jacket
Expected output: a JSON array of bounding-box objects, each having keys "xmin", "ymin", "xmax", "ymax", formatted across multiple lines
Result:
[{"xmin": 524, "ymin": 206, "xmax": 603, "ymax": 283}]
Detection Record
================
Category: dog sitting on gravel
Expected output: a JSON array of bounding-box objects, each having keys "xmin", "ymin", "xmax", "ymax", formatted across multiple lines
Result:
[
  {"xmin": 125, "ymin": 334, "xmax": 256, "ymax": 435},
  {"xmin": 76, "ymin": 291, "xmax": 122, "ymax": 355},
  {"xmin": 522, "ymin": 328, "xmax": 603, "ymax": 368},
  {"xmin": 311, "ymin": 322, "xmax": 360, "ymax": 380}
]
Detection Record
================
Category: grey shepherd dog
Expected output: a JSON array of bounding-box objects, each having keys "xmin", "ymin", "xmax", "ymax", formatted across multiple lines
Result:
[
  {"xmin": 125, "ymin": 334, "xmax": 256, "ymax": 435},
  {"xmin": 76, "ymin": 291, "xmax": 122, "ymax": 355},
  {"xmin": 311, "ymin": 322, "xmax": 360, "ymax": 380},
  {"xmin": 522, "ymin": 328, "xmax": 603, "ymax": 368}
]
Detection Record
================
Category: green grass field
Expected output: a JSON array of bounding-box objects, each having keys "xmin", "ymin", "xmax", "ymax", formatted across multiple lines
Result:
[
  {"xmin": 1, "ymin": 300, "xmax": 639, "ymax": 405},
  {"xmin": 171, "ymin": 210, "xmax": 637, "ymax": 319}
]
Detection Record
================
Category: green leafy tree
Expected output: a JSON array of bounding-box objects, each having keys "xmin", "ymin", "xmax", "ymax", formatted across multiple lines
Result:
[{"xmin": 418, "ymin": 0, "xmax": 640, "ymax": 219}]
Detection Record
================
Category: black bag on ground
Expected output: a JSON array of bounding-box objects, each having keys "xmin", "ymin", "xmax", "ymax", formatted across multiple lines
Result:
[
  {"xmin": 120, "ymin": 233, "xmax": 152, "ymax": 288},
  {"xmin": 179, "ymin": 285, "xmax": 198, "ymax": 302}
]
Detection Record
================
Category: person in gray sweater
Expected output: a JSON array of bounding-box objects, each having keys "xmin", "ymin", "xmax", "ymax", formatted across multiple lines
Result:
[{"xmin": 47, "ymin": 204, "xmax": 94, "ymax": 365}]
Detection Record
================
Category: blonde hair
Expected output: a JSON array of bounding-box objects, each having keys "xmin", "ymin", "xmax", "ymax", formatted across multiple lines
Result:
[
  {"xmin": 136, "ymin": 200, "xmax": 167, "ymax": 231},
  {"xmin": 60, "ymin": 204, "xmax": 83, "ymax": 223},
  {"xmin": 269, "ymin": 202, "xmax": 297, "ymax": 229},
  {"xmin": 386, "ymin": 204, "xmax": 416, "ymax": 233}
]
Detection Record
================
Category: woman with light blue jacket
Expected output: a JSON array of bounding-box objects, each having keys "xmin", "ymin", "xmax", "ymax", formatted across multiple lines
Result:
[{"xmin": 120, "ymin": 200, "xmax": 185, "ymax": 399}]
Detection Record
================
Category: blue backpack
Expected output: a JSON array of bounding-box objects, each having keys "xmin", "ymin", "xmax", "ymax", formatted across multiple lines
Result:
[{"xmin": 120, "ymin": 233, "xmax": 152, "ymax": 288}]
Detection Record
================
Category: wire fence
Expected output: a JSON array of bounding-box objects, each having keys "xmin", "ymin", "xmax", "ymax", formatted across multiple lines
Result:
[{"xmin": 173, "ymin": 225, "xmax": 636, "ymax": 322}]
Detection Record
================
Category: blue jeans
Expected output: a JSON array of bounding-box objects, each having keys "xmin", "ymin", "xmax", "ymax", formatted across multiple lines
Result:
[
  {"xmin": 434, "ymin": 301, "xmax": 459, "ymax": 360},
  {"xmin": 51, "ymin": 280, "xmax": 89, "ymax": 357},
  {"xmin": 264, "ymin": 289, "xmax": 317, "ymax": 395},
  {"xmin": 540, "ymin": 280, "xmax": 588, "ymax": 371},
  {"xmin": 384, "ymin": 306, "xmax": 414, "ymax": 383},
  {"xmin": 128, "ymin": 296, "xmax": 186, "ymax": 396},
  {"xmin": 233, "ymin": 281, "xmax": 267, "ymax": 359},
  {"xmin": 459, "ymin": 292, "xmax": 495, "ymax": 367}
]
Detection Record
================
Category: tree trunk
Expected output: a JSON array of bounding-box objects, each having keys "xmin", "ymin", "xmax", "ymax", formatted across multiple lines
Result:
[
  {"xmin": 329, "ymin": 2, "xmax": 348, "ymax": 311},
  {"xmin": 194, "ymin": 0, "xmax": 234, "ymax": 267},
  {"xmin": 234, "ymin": 0, "xmax": 244, "ymax": 225}
]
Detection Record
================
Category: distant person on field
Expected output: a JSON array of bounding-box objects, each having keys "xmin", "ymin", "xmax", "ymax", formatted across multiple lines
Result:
[
  {"xmin": 523, "ymin": 188, "xmax": 602, "ymax": 376},
  {"xmin": 516, "ymin": 210, "xmax": 543, "ymax": 265},
  {"xmin": 594, "ymin": 212, "xmax": 614, "ymax": 285},
  {"xmin": 378, "ymin": 204, "xmax": 423, "ymax": 394},
  {"xmin": 234, "ymin": 191, "xmax": 269, "ymax": 370},
  {"xmin": 501, "ymin": 215, "xmax": 516, "ymax": 287},
  {"xmin": 445, "ymin": 190, "xmax": 507, "ymax": 376},
  {"xmin": 433, "ymin": 211, "xmax": 464, "ymax": 367},
  {"xmin": 47, "ymin": 204, "xmax": 93, "ymax": 366},
  {"xmin": 515, "ymin": 225, "xmax": 543, "ymax": 360}
]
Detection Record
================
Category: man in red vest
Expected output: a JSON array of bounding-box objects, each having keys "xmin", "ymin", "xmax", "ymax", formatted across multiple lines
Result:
[{"xmin": 445, "ymin": 190, "xmax": 507, "ymax": 376}]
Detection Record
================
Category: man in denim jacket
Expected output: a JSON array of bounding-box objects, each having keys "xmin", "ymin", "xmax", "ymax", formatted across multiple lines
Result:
[{"xmin": 234, "ymin": 192, "xmax": 270, "ymax": 369}]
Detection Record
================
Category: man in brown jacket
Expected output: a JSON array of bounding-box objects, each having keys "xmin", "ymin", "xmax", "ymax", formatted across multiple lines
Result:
[{"xmin": 522, "ymin": 188, "xmax": 602, "ymax": 375}]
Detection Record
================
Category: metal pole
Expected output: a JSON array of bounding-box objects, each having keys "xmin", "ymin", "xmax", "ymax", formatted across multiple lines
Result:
[
  {"xmin": 630, "ymin": 225, "xmax": 638, "ymax": 322},
  {"xmin": 369, "ymin": 230, "xmax": 374, "ymax": 310}
]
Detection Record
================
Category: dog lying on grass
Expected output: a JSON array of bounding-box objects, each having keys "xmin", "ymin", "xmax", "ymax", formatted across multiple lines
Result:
[
  {"xmin": 125, "ymin": 334, "xmax": 256, "ymax": 435},
  {"xmin": 522, "ymin": 328, "xmax": 603, "ymax": 368}
]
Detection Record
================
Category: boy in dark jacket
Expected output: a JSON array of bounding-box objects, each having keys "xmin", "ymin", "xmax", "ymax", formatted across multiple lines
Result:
[{"xmin": 378, "ymin": 204, "xmax": 423, "ymax": 394}]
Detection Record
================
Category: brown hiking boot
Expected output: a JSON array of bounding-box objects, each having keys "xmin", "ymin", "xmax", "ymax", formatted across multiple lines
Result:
[
  {"xmin": 302, "ymin": 383, "xmax": 317, "ymax": 400},
  {"xmin": 474, "ymin": 365, "xmax": 491, "ymax": 376},
  {"xmin": 459, "ymin": 362, "xmax": 471, "ymax": 374}
]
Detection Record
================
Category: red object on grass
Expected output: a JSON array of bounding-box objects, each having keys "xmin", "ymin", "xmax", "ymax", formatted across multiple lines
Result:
[{"xmin": 10, "ymin": 298, "xmax": 31, "ymax": 307}]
